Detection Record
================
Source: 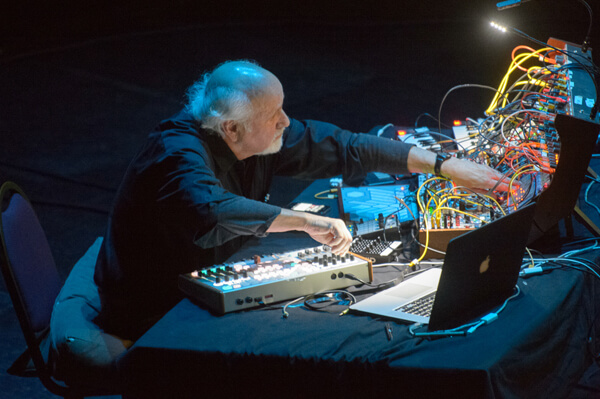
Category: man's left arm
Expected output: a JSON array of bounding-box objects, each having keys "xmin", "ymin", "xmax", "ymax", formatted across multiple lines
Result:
[
  {"xmin": 274, "ymin": 118, "xmax": 412, "ymax": 185},
  {"xmin": 406, "ymin": 146, "xmax": 510, "ymax": 193},
  {"xmin": 276, "ymin": 118, "xmax": 508, "ymax": 193}
]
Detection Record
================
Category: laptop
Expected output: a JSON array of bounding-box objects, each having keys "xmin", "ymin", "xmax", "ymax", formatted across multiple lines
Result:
[{"xmin": 350, "ymin": 202, "xmax": 536, "ymax": 331}]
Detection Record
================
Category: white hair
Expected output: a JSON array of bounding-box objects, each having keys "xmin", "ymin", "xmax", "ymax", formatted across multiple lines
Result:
[{"xmin": 185, "ymin": 61, "xmax": 263, "ymax": 138}]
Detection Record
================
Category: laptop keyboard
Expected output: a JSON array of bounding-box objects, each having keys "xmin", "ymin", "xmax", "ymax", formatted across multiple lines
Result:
[{"xmin": 397, "ymin": 292, "xmax": 436, "ymax": 317}]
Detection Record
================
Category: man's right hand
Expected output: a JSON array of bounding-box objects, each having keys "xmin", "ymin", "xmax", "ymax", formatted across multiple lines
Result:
[{"xmin": 267, "ymin": 209, "xmax": 353, "ymax": 256}]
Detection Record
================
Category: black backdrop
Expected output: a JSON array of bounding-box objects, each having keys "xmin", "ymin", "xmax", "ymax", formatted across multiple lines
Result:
[{"xmin": 1, "ymin": 1, "xmax": 599, "ymax": 397}]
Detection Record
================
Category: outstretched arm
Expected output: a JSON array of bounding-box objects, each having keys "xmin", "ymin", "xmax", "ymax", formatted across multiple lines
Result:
[
  {"xmin": 267, "ymin": 208, "xmax": 353, "ymax": 256},
  {"xmin": 407, "ymin": 146, "xmax": 510, "ymax": 193}
]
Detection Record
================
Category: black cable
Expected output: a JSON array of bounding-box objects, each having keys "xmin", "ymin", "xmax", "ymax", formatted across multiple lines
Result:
[
  {"xmin": 562, "ymin": 237, "xmax": 600, "ymax": 248},
  {"xmin": 303, "ymin": 291, "xmax": 355, "ymax": 312},
  {"xmin": 575, "ymin": 0, "xmax": 594, "ymax": 53},
  {"xmin": 437, "ymin": 84, "xmax": 512, "ymax": 135},
  {"xmin": 414, "ymin": 113, "xmax": 451, "ymax": 129},
  {"xmin": 344, "ymin": 273, "xmax": 402, "ymax": 290}
]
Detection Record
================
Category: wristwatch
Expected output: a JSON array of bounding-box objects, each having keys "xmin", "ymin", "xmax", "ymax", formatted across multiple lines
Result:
[{"xmin": 434, "ymin": 152, "xmax": 452, "ymax": 177}]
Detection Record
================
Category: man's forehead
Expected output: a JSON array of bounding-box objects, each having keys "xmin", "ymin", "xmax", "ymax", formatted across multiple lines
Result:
[{"xmin": 252, "ymin": 89, "xmax": 283, "ymax": 115}]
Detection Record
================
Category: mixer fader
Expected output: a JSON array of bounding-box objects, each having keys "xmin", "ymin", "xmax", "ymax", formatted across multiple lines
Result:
[{"xmin": 179, "ymin": 245, "xmax": 373, "ymax": 314}]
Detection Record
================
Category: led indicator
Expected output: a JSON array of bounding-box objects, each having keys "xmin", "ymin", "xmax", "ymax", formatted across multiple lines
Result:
[{"xmin": 490, "ymin": 21, "xmax": 508, "ymax": 33}]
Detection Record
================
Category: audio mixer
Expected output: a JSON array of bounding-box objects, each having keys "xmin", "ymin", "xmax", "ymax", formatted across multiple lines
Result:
[
  {"xmin": 350, "ymin": 236, "xmax": 403, "ymax": 263},
  {"xmin": 179, "ymin": 245, "xmax": 373, "ymax": 314}
]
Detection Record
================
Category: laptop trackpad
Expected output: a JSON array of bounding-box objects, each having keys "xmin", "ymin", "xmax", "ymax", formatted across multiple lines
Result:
[{"xmin": 384, "ymin": 283, "xmax": 430, "ymax": 299}]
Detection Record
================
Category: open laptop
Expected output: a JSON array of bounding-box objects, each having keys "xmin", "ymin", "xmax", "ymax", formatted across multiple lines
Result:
[{"xmin": 350, "ymin": 202, "xmax": 536, "ymax": 331}]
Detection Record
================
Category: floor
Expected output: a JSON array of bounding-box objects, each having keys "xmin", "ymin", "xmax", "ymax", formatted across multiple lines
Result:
[{"xmin": 1, "ymin": 1, "xmax": 599, "ymax": 397}]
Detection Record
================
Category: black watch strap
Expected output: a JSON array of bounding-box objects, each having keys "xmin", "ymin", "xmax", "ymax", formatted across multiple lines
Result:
[{"xmin": 434, "ymin": 153, "xmax": 451, "ymax": 177}]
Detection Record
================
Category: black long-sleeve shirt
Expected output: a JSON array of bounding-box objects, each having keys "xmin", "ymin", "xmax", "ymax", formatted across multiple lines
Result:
[{"xmin": 94, "ymin": 109, "xmax": 413, "ymax": 339}]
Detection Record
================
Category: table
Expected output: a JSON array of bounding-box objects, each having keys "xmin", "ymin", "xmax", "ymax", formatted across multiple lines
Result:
[{"xmin": 119, "ymin": 182, "xmax": 600, "ymax": 399}]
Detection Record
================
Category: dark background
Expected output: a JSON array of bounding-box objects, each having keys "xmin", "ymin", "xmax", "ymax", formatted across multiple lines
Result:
[{"xmin": 1, "ymin": 0, "xmax": 598, "ymax": 397}]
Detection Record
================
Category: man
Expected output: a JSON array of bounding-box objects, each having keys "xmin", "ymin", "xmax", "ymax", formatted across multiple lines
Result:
[{"xmin": 94, "ymin": 60, "xmax": 508, "ymax": 340}]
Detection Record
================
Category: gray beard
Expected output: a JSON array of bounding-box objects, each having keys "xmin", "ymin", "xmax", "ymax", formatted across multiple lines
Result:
[{"xmin": 256, "ymin": 134, "xmax": 284, "ymax": 156}]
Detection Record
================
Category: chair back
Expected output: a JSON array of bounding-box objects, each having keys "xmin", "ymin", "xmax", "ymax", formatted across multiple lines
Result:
[{"xmin": 0, "ymin": 181, "xmax": 69, "ymax": 396}]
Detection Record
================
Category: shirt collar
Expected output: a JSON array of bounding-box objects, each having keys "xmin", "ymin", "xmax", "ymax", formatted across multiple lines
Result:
[{"xmin": 206, "ymin": 132, "xmax": 240, "ymax": 172}]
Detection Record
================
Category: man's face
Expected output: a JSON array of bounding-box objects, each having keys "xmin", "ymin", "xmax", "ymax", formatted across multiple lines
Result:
[{"xmin": 241, "ymin": 79, "xmax": 290, "ymax": 156}]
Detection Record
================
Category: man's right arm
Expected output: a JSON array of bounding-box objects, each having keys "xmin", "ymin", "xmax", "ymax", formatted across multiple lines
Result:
[{"xmin": 267, "ymin": 209, "xmax": 353, "ymax": 256}]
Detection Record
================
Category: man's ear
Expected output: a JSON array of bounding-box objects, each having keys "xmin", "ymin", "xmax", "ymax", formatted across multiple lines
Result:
[{"xmin": 222, "ymin": 120, "xmax": 241, "ymax": 142}]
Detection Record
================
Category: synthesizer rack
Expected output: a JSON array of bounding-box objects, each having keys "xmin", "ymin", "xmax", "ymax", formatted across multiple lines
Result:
[
  {"xmin": 179, "ymin": 245, "xmax": 373, "ymax": 315},
  {"xmin": 416, "ymin": 38, "xmax": 599, "ymax": 257}
]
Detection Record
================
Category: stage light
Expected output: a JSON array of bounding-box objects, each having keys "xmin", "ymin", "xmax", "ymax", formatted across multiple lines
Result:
[{"xmin": 490, "ymin": 21, "xmax": 508, "ymax": 33}]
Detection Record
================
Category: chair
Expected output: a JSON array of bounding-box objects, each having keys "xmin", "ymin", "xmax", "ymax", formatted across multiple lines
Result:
[{"xmin": 0, "ymin": 181, "xmax": 125, "ymax": 398}]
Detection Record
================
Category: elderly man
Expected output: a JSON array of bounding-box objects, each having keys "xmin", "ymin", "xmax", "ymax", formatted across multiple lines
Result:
[{"xmin": 94, "ymin": 60, "xmax": 507, "ymax": 340}]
